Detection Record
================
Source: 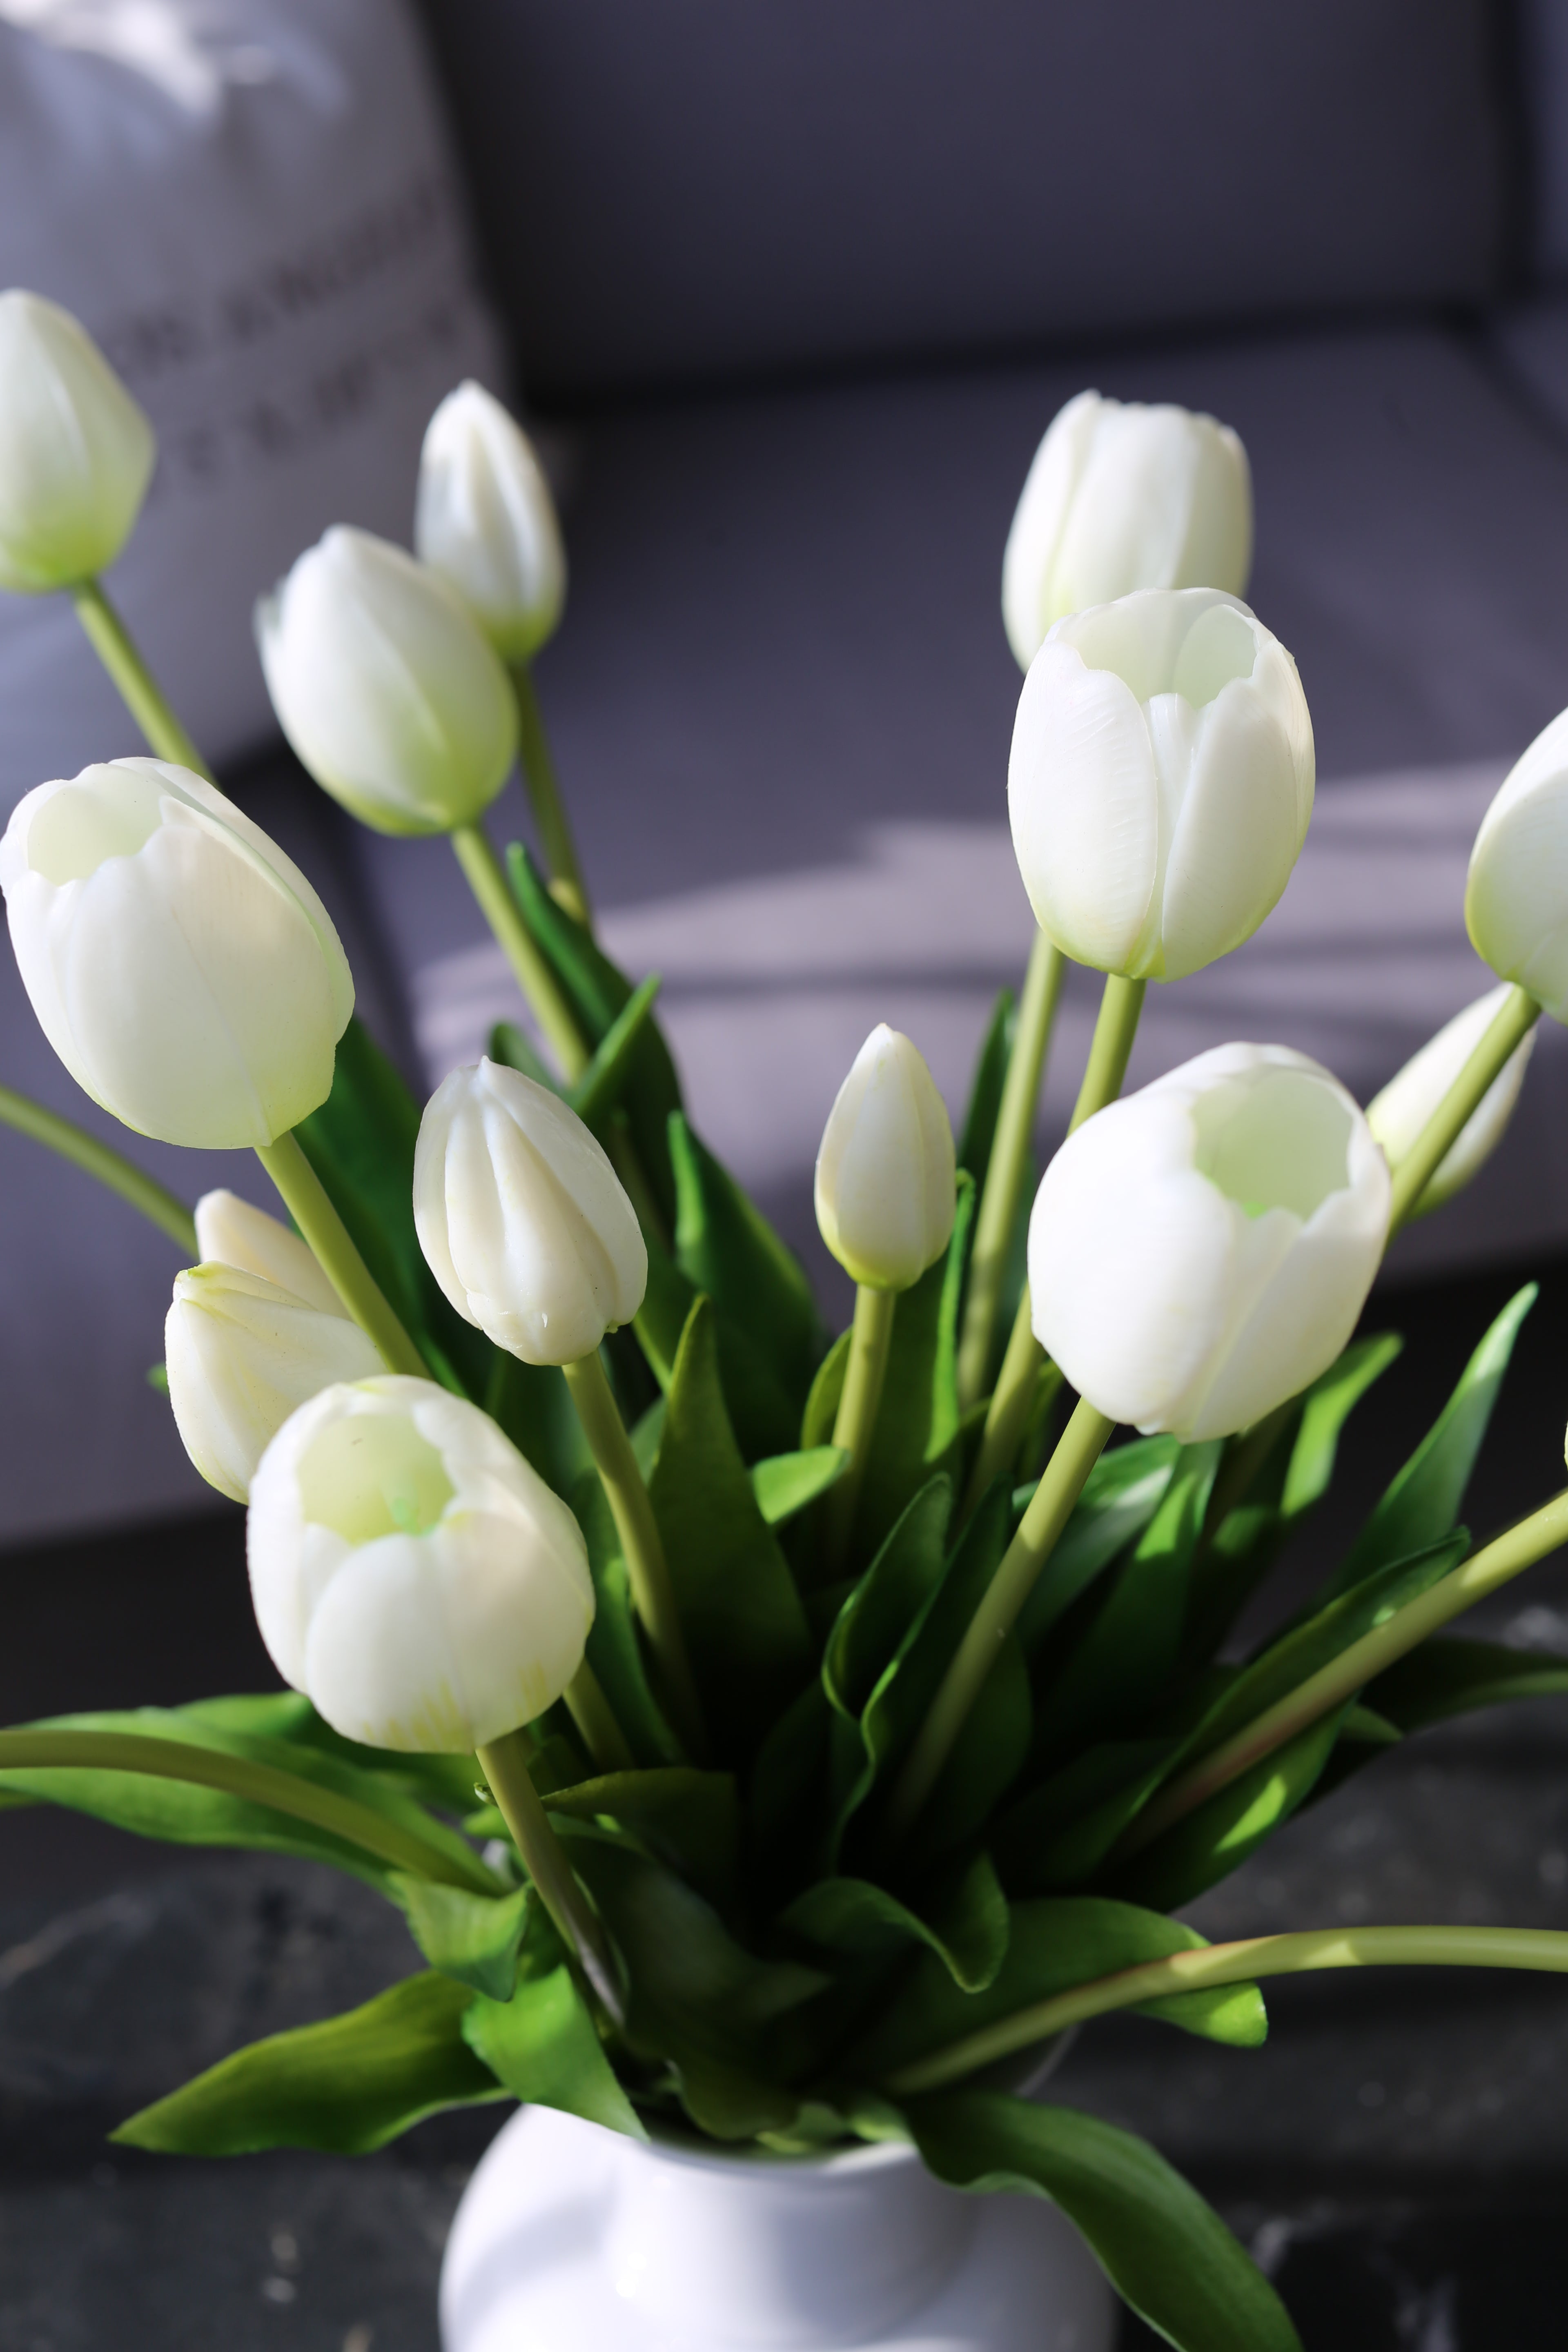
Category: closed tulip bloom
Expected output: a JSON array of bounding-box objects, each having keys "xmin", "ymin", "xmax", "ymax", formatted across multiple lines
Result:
[
  {"xmin": 1366, "ymin": 985, "xmax": 1536, "ymax": 1218},
  {"xmin": 0, "ymin": 290, "xmax": 155, "ymax": 594},
  {"xmin": 1466, "ymin": 707, "xmax": 1568, "ymax": 1018},
  {"xmin": 248, "ymin": 1376, "xmax": 595, "ymax": 1751},
  {"xmin": 194, "ymin": 1189, "xmax": 344, "ymax": 1314},
  {"xmin": 415, "ymin": 381, "xmax": 566, "ymax": 662},
  {"xmin": 1031, "ymin": 1043, "xmax": 1389, "ymax": 1443},
  {"xmin": 1009, "ymin": 588, "xmax": 1314, "ymax": 983},
  {"xmin": 256, "ymin": 526, "xmax": 518, "ymax": 837},
  {"xmin": 0, "ymin": 758, "xmax": 353, "ymax": 1148},
  {"xmin": 1002, "ymin": 390, "xmax": 1252, "ymax": 670},
  {"xmin": 414, "ymin": 1058, "xmax": 646, "ymax": 1365},
  {"xmin": 166, "ymin": 1262, "xmax": 382, "ymax": 1503},
  {"xmin": 815, "ymin": 1023, "xmax": 956, "ymax": 1291}
]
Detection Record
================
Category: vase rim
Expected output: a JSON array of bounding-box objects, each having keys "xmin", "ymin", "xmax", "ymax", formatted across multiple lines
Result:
[{"xmin": 635, "ymin": 2115, "xmax": 918, "ymax": 2180}]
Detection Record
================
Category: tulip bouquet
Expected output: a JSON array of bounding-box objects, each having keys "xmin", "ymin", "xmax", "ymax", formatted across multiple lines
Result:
[{"xmin": 6, "ymin": 298, "xmax": 1568, "ymax": 2352}]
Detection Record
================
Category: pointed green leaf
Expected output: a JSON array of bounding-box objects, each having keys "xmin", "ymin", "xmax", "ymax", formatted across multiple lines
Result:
[
  {"xmin": 113, "ymin": 1973, "xmax": 503, "ymax": 2155},
  {"xmin": 491, "ymin": 1353, "xmax": 596, "ymax": 1497},
  {"xmin": 570, "ymin": 973, "xmax": 663, "ymax": 1127},
  {"xmin": 752, "ymin": 1446, "xmax": 847, "ymax": 1525},
  {"xmin": 388, "ymin": 1876, "xmax": 530, "ymax": 2000},
  {"xmin": 1015, "ymin": 1436, "xmax": 1180, "ymax": 1659},
  {"xmin": 461, "ymin": 1907, "xmax": 645, "ymax": 2138},
  {"xmin": 1369, "ymin": 1636, "xmax": 1568, "ymax": 1732},
  {"xmin": 1113, "ymin": 1710, "xmax": 1350, "ymax": 1913},
  {"xmin": 178, "ymin": 1692, "xmax": 482, "ymax": 1817},
  {"xmin": 748, "ymin": 1678, "xmax": 835, "ymax": 1905},
  {"xmin": 956, "ymin": 989, "xmax": 1016, "ymax": 1183},
  {"xmin": 637, "ymin": 1233, "xmax": 803, "ymax": 1462},
  {"xmin": 906, "ymin": 2091, "xmax": 1301, "ymax": 2352},
  {"xmin": 547, "ymin": 1766, "xmax": 740, "ymax": 1911},
  {"xmin": 919, "ymin": 1632, "xmax": 1032, "ymax": 1860},
  {"xmin": 782, "ymin": 1853, "xmax": 1010, "ymax": 1994},
  {"xmin": 488, "ymin": 1018, "xmax": 560, "ymax": 1089},
  {"xmin": 802, "ymin": 1327, "xmax": 851, "ymax": 1448},
  {"xmin": 991, "ymin": 1741, "xmax": 1178, "ymax": 1893},
  {"xmin": 572, "ymin": 1473, "xmax": 684, "ymax": 1768},
  {"xmin": 670, "ymin": 1112, "xmax": 826, "ymax": 1406}
]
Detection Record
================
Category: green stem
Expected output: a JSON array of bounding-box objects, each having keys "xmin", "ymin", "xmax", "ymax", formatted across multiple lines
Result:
[
  {"xmin": 0, "ymin": 1727, "xmax": 497, "ymax": 1892},
  {"xmin": 886, "ymin": 1396, "xmax": 1116, "ymax": 1846},
  {"xmin": 477, "ymin": 1728, "xmax": 624, "ymax": 2022},
  {"xmin": 0, "ymin": 1082, "xmax": 196, "ymax": 1254},
  {"xmin": 964, "ymin": 973, "xmax": 1146, "ymax": 1512},
  {"xmin": 255, "ymin": 1130, "xmax": 425, "ymax": 1377},
  {"xmin": 884, "ymin": 1924, "xmax": 1568, "ymax": 2095},
  {"xmin": 1120, "ymin": 1485, "xmax": 1568, "ymax": 1857},
  {"xmin": 562, "ymin": 1349, "xmax": 706, "ymax": 1760},
  {"xmin": 825, "ymin": 1285, "xmax": 899, "ymax": 1570},
  {"xmin": 1387, "ymin": 984, "xmax": 1541, "ymax": 1231},
  {"xmin": 71, "ymin": 580, "xmax": 212, "ymax": 777},
  {"xmin": 956, "ymin": 933, "xmax": 1066, "ymax": 1410},
  {"xmin": 563, "ymin": 1659, "xmax": 636, "ymax": 1775},
  {"xmin": 450, "ymin": 824, "xmax": 589, "ymax": 1083},
  {"xmin": 512, "ymin": 664, "xmax": 591, "ymax": 929}
]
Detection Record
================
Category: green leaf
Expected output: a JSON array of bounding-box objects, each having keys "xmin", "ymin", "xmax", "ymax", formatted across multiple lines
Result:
[
  {"xmin": 490, "ymin": 1354, "xmax": 596, "ymax": 1498},
  {"xmin": 637, "ymin": 1232, "xmax": 803, "ymax": 1463},
  {"xmin": 991, "ymin": 1741, "xmax": 1178, "ymax": 1894},
  {"xmin": 956, "ymin": 989, "xmax": 1015, "ymax": 1183},
  {"xmin": 780, "ymin": 1852, "xmax": 1010, "ymax": 1994},
  {"xmin": 1113, "ymin": 1710, "xmax": 1350, "ymax": 1913},
  {"xmin": 801, "ymin": 1328, "xmax": 851, "ymax": 1448},
  {"xmin": 752, "ymin": 1446, "xmax": 847, "ymax": 1525},
  {"xmin": 1323, "ymin": 1288, "xmax": 1535, "ymax": 1602},
  {"xmin": 570, "ymin": 974, "xmax": 664, "ymax": 1127},
  {"xmin": 648, "ymin": 1298, "xmax": 815, "ymax": 1760},
  {"xmin": 906, "ymin": 2091, "xmax": 1301, "ymax": 2352},
  {"xmin": 176, "ymin": 1692, "xmax": 482, "ymax": 1817},
  {"xmin": 670, "ymin": 1113, "xmax": 827, "ymax": 1408},
  {"xmin": 460, "ymin": 1905, "xmax": 645, "ymax": 2138},
  {"xmin": 748, "ymin": 1679, "xmax": 835, "ymax": 1904},
  {"xmin": 850, "ymin": 1896, "xmax": 1266, "ymax": 2083},
  {"xmin": 1369, "ymin": 1636, "xmax": 1568, "ymax": 1733},
  {"xmin": 389, "ymin": 1877, "xmax": 531, "ymax": 2000},
  {"xmin": 572, "ymin": 1472, "xmax": 684, "ymax": 1768},
  {"xmin": 547, "ymin": 1767, "xmax": 741, "ymax": 1911},
  {"xmin": 1015, "ymin": 1436, "xmax": 1180, "ymax": 1659},
  {"xmin": 918, "ymin": 1633, "xmax": 1031, "ymax": 1860},
  {"xmin": 113, "ymin": 1973, "xmax": 503, "ymax": 2155},
  {"xmin": 488, "ymin": 1018, "xmax": 559, "ymax": 1089}
]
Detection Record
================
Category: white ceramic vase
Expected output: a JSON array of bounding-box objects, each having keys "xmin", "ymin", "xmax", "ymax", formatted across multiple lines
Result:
[{"xmin": 439, "ymin": 2103, "xmax": 1118, "ymax": 2352}]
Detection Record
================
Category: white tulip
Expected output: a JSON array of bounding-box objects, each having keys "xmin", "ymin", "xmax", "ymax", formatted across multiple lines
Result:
[
  {"xmin": 1008, "ymin": 587, "xmax": 1314, "ymax": 983},
  {"xmin": 256, "ymin": 526, "xmax": 518, "ymax": 837},
  {"xmin": 247, "ymin": 1376, "xmax": 594, "ymax": 1751},
  {"xmin": 1466, "ymin": 706, "xmax": 1568, "ymax": 1019},
  {"xmin": 1366, "ymin": 984, "xmax": 1535, "ymax": 1218},
  {"xmin": 194, "ymin": 1189, "xmax": 343, "ymax": 1314},
  {"xmin": 415, "ymin": 381, "xmax": 566, "ymax": 663},
  {"xmin": 165, "ymin": 1263, "xmax": 382, "ymax": 1503},
  {"xmin": 0, "ymin": 291, "xmax": 155, "ymax": 594},
  {"xmin": 815, "ymin": 1024, "xmax": 956, "ymax": 1291},
  {"xmin": 0, "ymin": 758, "xmax": 353, "ymax": 1148},
  {"xmin": 1002, "ymin": 390, "xmax": 1252, "ymax": 670},
  {"xmin": 414, "ymin": 1058, "xmax": 647, "ymax": 1365},
  {"xmin": 1030, "ymin": 1043, "xmax": 1389, "ymax": 1443}
]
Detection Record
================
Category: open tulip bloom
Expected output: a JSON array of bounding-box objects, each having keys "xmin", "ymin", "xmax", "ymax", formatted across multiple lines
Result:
[{"xmin": 8, "ymin": 323, "xmax": 1568, "ymax": 2352}]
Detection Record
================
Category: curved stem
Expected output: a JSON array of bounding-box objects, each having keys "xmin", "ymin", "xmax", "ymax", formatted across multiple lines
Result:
[
  {"xmin": 885, "ymin": 1923, "xmax": 1568, "ymax": 2095},
  {"xmin": 964, "ymin": 973, "xmax": 1146, "ymax": 1510},
  {"xmin": 0, "ymin": 1082, "xmax": 196, "ymax": 1254},
  {"xmin": 564, "ymin": 1659, "xmax": 636, "ymax": 1775},
  {"xmin": 512, "ymin": 664, "xmax": 591, "ymax": 929},
  {"xmin": 0, "ymin": 1727, "xmax": 497, "ymax": 1892},
  {"xmin": 1387, "ymin": 984, "xmax": 1541, "ymax": 1231},
  {"xmin": 826, "ymin": 1285, "xmax": 898, "ymax": 1570},
  {"xmin": 1119, "ymin": 1485, "xmax": 1568, "ymax": 1858},
  {"xmin": 563, "ymin": 1349, "xmax": 707, "ymax": 1761},
  {"xmin": 886, "ymin": 1396, "xmax": 1115, "ymax": 1846},
  {"xmin": 451, "ymin": 824, "xmax": 588, "ymax": 1083},
  {"xmin": 477, "ymin": 1728, "xmax": 624, "ymax": 2023},
  {"xmin": 71, "ymin": 580, "xmax": 212, "ymax": 778},
  {"xmin": 255, "ymin": 1131, "xmax": 425, "ymax": 1376},
  {"xmin": 956, "ymin": 933, "xmax": 1066, "ymax": 1410}
]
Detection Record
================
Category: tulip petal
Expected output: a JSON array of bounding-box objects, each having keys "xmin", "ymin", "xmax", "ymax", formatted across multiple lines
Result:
[
  {"xmin": 1159, "ymin": 675, "xmax": 1304, "ymax": 981},
  {"xmin": 1009, "ymin": 646, "xmax": 1160, "ymax": 974}
]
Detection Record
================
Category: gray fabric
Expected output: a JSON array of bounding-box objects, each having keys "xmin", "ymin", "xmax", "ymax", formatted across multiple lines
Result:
[
  {"xmin": 416, "ymin": 0, "xmax": 1512, "ymax": 397},
  {"xmin": 1489, "ymin": 292, "xmax": 1568, "ymax": 433},
  {"xmin": 1520, "ymin": 2, "xmax": 1568, "ymax": 280}
]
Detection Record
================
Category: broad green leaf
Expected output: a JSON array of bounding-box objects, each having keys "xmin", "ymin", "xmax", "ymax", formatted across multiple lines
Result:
[
  {"xmin": 631, "ymin": 1396, "xmax": 666, "ymax": 1480},
  {"xmin": 906, "ymin": 2091, "xmax": 1301, "ymax": 2352},
  {"xmin": 801, "ymin": 1328, "xmax": 851, "ymax": 1448},
  {"xmin": 572, "ymin": 1472, "xmax": 684, "ymax": 1768},
  {"xmin": 849, "ymin": 1896, "xmax": 1266, "ymax": 2082},
  {"xmin": 753, "ymin": 1446, "xmax": 847, "ymax": 1525},
  {"xmin": 491, "ymin": 1354, "xmax": 596, "ymax": 1498},
  {"xmin": 1015, "ymin": 1436, "xmax": 1180, "ymax": 1659},
  {"xmin": 637, "ymin": 1232, "xmax": 803, "ymax": 1462},
  {"xmin": 780, "ymin": 1852, "xmax": 1010, "ymax": 1993},
  {"xmin": 918, "ymin": 1633, "xmax": 1032, "ymax": 1860},
  {"xmin": 991, "ymin": 1740, "xmax": 1178, "ymax": 1893},
  {"xmin": 389, "ymin": 1876, "xmax": 530, "ymax": 2000},
  {"xmin": 748, "ymin": 1678, "xmax": 835, "ymax": 1904},
  {"xmin": 648, "ymin": 1299, "xmax": 814, "ymax": 1760},
  {"xmin": 1322, "ymin": 1287, "xmax": 1535, "ymax": 1602},
  {"xmin": 178, "ymin": 1692, "xmax": 482, "ymax": 1817},
  {"xmin": 1369, "ymin": 1636, "xmax": 1568, "ymax": 1732},
  {"xmin": 546, "ymin": 1766, "xmax": 740, "ymax": 1911},
  {"xmin": 461, "ymin": 1905, "xmax": 645, "ymax": 2138},
  {"xmin": 670, "ymin": 1112, "xmax": 826, "ymax": 1408},
  {"xmin": 114, "ymin": 1973, "xmax": 503, "ymax": 2155},
  {"xmin": 1281, "ymin": 1333, "xmax": 1406, "ymax": 1520},
  {"xmin": 956, "ymin": 988, "xmax": 1015, "ymax": 1183},
  {"xmin": 571, "ymin": 973, "xmax": 663, "ymax": 1127},
  {"xmin": 824, "ymin": 1478, "xmax": 952, "ymax": 1725},
  {"xmin": 1113, "ymin": 1710, "xmax": 1350, "ymax": 1913}
]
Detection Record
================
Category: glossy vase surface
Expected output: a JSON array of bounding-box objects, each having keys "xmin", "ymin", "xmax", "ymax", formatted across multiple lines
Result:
[{"xmin": 440, "ymin": 2103, "xmax": 1118, "ymax": 2351}]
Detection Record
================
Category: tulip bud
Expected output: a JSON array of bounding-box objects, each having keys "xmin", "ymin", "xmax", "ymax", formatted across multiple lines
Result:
[
  {"xmin": 0, "ymin": 758, "xmax": 354, "ymax": 1148},
  {"xmin": 194, "ymin": 1189, "xmax": 343, "ymax": 1314},
  {"xmin": 1030, "ymin": 1043, "xmax": 1389, "ymax": 1443},
  {"xmin": 414, "ymin": 381, "xmax": 567, "ymax": 663},
  {"xmin": 0, "ymin": 291, "xmax": 155, "ymax": 595},
  {"xmin": 815, "ymin": 1024, "xmax": 956, "ymax": 1291},
  {"xmin": 1466, "ymin": 706, "xmax": 1568, "ymax": 1018},
  {"xmin": 413, "ymin": 1058, "xmax": 646, "ymax": 1365},
  {"xmin": 1366, "ymin": 984, "xmax": 1536, "ymax": 1218},
  {"xmin": 1002, "ymin": 390, "xmax": 1252, "ymax": 670},
  {"xmin": 247, "ymin": 1376, "xmax": 595, "ymax": 1751},
  {"xmin": 166, "ymin": 1263, "xmax": 382, "ymax": 1503},
  {"xmin": 256, "ymin": 526, "xmax": 518, "ymax": 837},
  {"xmin": 1009, "ymin": 588, "xmax": 1313, "ymax": 983}
]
